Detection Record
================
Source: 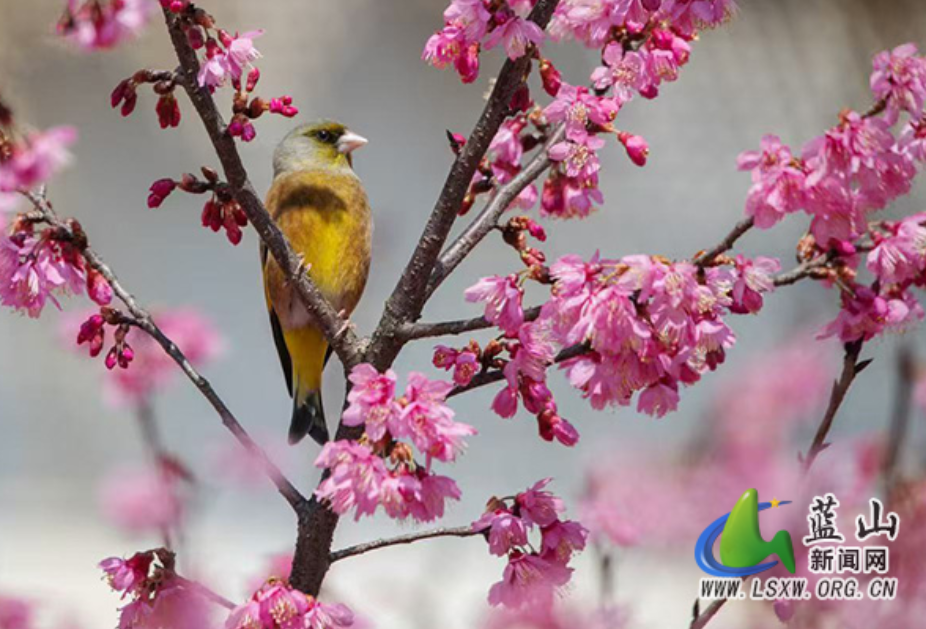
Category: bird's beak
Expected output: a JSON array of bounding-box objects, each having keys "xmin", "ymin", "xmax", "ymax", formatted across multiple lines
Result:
[{"xmin": 337, "ymin": 131, "xmax": 368, "ymax": 155}]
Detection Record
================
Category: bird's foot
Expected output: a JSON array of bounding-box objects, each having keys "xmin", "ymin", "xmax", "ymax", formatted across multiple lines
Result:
[{"xmin": 287, "ymin": 254, "xmax": 311, "ymax": 286}]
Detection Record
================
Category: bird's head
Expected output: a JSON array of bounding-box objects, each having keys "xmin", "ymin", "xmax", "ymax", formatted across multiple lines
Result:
[{"xmin": 272, "ymin": 120, "xmax": 368, "ymax": 177}]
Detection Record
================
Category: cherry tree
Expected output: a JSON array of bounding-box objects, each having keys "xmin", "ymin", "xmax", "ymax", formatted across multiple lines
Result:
[{"xmin": 3, "ymin": 1, "xmax": 926, "ymax": 627}]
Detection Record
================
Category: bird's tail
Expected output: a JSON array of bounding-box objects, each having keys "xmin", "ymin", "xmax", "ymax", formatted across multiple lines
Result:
[{"xmin": 289, "ymin": 389, "xmax": 328, "ymax": 445}]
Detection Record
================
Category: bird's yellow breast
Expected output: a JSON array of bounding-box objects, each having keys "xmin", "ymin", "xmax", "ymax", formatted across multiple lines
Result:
[{"xmin": 264, "ymin": 169, "xmax": 372, "ymax": 326}]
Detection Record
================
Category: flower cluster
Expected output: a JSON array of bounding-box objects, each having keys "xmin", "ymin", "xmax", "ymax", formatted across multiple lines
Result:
[
  {"xmin": 100, "ymin": 550, "xmax": 212, "ymax": 629},
  {"xmin": 466, "ymin": 250, "xmax": 781, "ymax": 430},
  {"xmin": 472, "ymin": 479, "xmax": 587, "ymax": 609},
  {"xmin": 109, "ymin": 4, "xmax": 297, "ymax": 142},
  {"xmin": 738, "ymin": 44, "xmax": 926, "ymax": 343},
  {"xmin": 148, "ymin": 168, "xmax": 249, "ymax": 244},
  {"xmin": 422, "ymin": 0, "xmax": 544, "ymax": 83},
  {"xmin": 427, "ymin": 1, "xmax": 731, "ymax": 223},
  {"xmin": 67, "ymin": 306, "xmax": 222, "ymax": 406},
  {"xmin": 111, "ymin": 69, "xmax": 182, "ymax": 129},
  {"xmin": 0, "ymin": 217, "xmax": 111, "ymax": 318},
  {"xmin": 57, "ymin": 0, "xmax": 151, "ymax": 51},
  {"xmin": 227, "ymin": 580, "xmax": 353, "ymax": 629},
  {"xmin": 314, "ymin": 365, "xmax": 474, "ymax": 522}
]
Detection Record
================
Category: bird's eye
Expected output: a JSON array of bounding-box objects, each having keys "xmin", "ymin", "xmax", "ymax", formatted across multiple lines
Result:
[{"xmin": 316, "ymin": 130, "xmax": 334, "ymax": 143}]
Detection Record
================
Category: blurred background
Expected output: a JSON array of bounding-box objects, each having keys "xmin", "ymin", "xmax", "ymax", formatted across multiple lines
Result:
[{"xmin": 2, "ymin": 0, "xmax": 926, "ymax": 627}]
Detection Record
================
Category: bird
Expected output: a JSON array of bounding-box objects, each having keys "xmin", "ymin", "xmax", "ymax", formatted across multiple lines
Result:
[{"xmin": 262, "ymin": 120, "xmax": 372, "ymax": 445}]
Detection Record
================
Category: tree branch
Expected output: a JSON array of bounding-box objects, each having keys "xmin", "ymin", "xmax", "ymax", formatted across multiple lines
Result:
[
  {"xmin": 329, "ymin": 525, "xmax": 480, "ymax": 563},
  {"xmin": 160, "ymin": 8, "xmax": 362, "ymax": 369},
  {"xmin": 693, "ymin": 217, "xmax": 754, "ymax": 266},
  {"xmin": 426, "ymin": 124, "xmax": 565, "ymax": 298},
  {"xmin": 23, "ymin": 190, "xmax": 307, "ymax": 511},
  {"xmin": 690, "ymin": 598, "xmax": 728, "ymax": 629},
  {"xmin": 400, "ymin": 305, "xmax": 542, "ymax": 341},
  {"xmin": 367, "ymin": 0, "xmax": 561, "ymax": 369},
  {"xmin": 802, "ymin": 339, "xmax": 867, "ymax": 472}
]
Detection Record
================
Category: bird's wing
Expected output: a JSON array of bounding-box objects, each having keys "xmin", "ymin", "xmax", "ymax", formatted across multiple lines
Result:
[
  {"xmin": 269, "ymin": 307, "xmax": 294, "ymax": 397},
  {"xmin": 262, "ymin": 242, "xmax": 295, "ymax": 398}
]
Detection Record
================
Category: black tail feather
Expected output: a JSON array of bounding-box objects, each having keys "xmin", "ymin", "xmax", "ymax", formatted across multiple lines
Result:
[{"xmin": 289, "ymin": 390, "xmax": 329, "ymax": 445}]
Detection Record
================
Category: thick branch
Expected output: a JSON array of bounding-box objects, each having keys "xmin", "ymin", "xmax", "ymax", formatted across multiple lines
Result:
[
  {"xmin": 802, "ymin": 339, "xmax": 867, "ymax": 472},
  {"xmin": 24, "ymin": 190, "xmax": 306, "ymax": 510},
  {"xmin": 330, "ymin": 525, "xmax": 479, "ymax": 563},
  {"xmin": 368, "ymin": 0, "xmax": 561, "ymax": 368},
  {"xmin": 161, "ymin": 9, "xmax": 362, "ymax": 369},
  {"xmin": 426, "ymin": 124, "xmax": 565, "ymax": 298}
]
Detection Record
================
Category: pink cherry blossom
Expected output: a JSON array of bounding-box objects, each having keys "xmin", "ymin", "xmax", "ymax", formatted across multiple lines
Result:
[
  {"xmin": 398, "ymin": 372, "xmax": 476, "ymax": 463},
  {"xmin": 100, "ymin": 553, "xmax": 152, "ymax": 597},
  {"xmin": 737, "ymin": 134, "xmax": 806, "ymax": 228},
  {"xmin": 57, "ymin": 0, "xmax": 150, "ymax": 51},
  {"xmin": 341, "ymin": 363, "xmax": 400, "ymax": 441},
  {"xmin": 227, "ymin": 582, "xmax": 353, "ymax": 629},
  {"xmin": 548, "ymin": 135, "xmax": 605, "ymax": 180},
  {"xmin": 819, "ymin": 284, "xmax": 922, "ymax": 343},
  {"xmin": 870, "ymin": 43, "xmax": 926, "ymax": 124},
  {"xmin": 516, "ymin": 478, "xmax": 564, "ymax": 527},
  {"xmin": 465, "ymin": 274, "xmax": 525, "ymax": 337},
  {"xmin": 98, "ymin": 466, "xmax": 185, "ymax": 534},
  {"xmin": 472, "ymin": 509, "xmax": 530, "ymax": 556},
  {"xmin": 487, "ymin": 551, "xmax": 572, "ymax": 609},
  {"xmin": 540, "ymin": 519, "xmax": 588, "ymax": 562},
  {"xmin": 0, "ymin": 230, "xmax": 85, "ymax": 318},
  {"xmin": 544, "ymin": 84, "xmax": 617, "ymax": 143},
  {"xmin": 314, "ymin": 440, "xmax": 388, "ymax": 519},
  {"xmin": 484, "ymin": 17, "xmax": 545, "ymax": 61},
  {"xmin": 730, "ymin": 254, "xmax": 780, "ymax": 314},
  {"xmin": 867, "ymin": 213, "xmax": 926, "ymax": 285},
  {"xmin": 0, "ymin": 126, "xmax": 77, "ymax": 193}
]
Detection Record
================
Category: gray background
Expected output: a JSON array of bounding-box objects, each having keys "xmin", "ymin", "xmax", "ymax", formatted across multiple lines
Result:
[{"xmin": 2, "ymin": 1, "xmax": 925, "ymax": 627}]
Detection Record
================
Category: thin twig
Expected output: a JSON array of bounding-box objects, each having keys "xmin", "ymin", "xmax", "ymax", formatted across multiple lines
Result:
[
  {"xmin": 330, "ymin": 525, "xmax": 480, "ymax": 563},
  {"xmin": 802, "ymin": 339, "xmax": 867, "ymax": 472},
  {"xmin": 23, "ymin": 190, "xmax": 306, "ymax": 510},
  {"xmin": 401, "ymin": 305, "xmax": 542, "ymax": 341},
  {"xmin": 448, "ymin": 341, "xmax": 591, "ymax": 398},
  {"xmin": 694, "ymin": 217, "xmax": 755, "ymax": 267},
  {"xmin": 160, "ymin": 8, "xmax": 362, "ymax": 369},
  {"xmin": 690, "ymin": 598, "xmax": 728, "ymax": 629},
  {"xmin": 426, "ymin": 124, "xmax": 565, "ymax": 298}
]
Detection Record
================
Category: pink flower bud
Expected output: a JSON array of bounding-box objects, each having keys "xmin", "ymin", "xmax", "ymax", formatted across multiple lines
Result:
[
  {"xmin": 509, "ymin": 84, "xmax": 532, "ymax": 113},
  {"xmin": 87, "ymin": 269, "xmax": 113, "ymax": 306},
  {"xmin": 186, "ymin": 25, "xmax": 205, "ymax": 49},
  {"xmin": 169, "ymin": 0, "xmax": 186, "ymax": 12},
  {"xmin": 246, "ymin": 67, "xmax": 260, "ymax": 92},
  {"xmin": 118, "ymin": 344, "xmax": 134, "ymax": 368},
  {"xmin": 147, "ymin": 178, "xmax": 176, "ymax": 208},
  {"xmin": 111, "ymin": 79, "xmax": 132, "ymax": 108},
  {"xmin": 240, "ymin": 121, "xmax": 256, "ymax": 142},
  {"xmin": 227, "ymin": 118, "xmax": 244, "ymax": 138},
  {"xmin": 268, "ymin": 96, "xmax": 299, "ymax": 117},
  {"xmin": 120, "ymin": 91, "xmax": 137, "ymax": 117},
  {"xmin": 525, "ymin": 218, "xmax": 546, "ymax": 241},
  {"xmin": 105, "ymin": 347, "xmax": 118, "ymax": 370},
  {"xmin": 540, "ymin": 59, "xmax": 562, "ymax": 97},
  {"xmin": 619, "ymin": 132, "xmax": 649, "ymax": 166},
  {"xmin": 156, "ymin": 95, "xmax": 181, "ymax": 129},
  {"xmin": 455, "ymin": 43, "xmax": 480, "ymax": 84},
  {"xmin": 217, "ymin": 29, "xmax": 234, "ymax": 49}
]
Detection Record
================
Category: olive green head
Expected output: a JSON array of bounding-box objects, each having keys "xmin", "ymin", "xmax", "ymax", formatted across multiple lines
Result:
[{"xmin": 273, "ymin": 120, "xmax": 368, "ymax": 177}]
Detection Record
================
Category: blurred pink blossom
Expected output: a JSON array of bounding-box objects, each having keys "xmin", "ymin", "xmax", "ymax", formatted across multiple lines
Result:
[
  {"xmin": 57, "ymin": 0, "xmax": 151, "ymax": 51},
  {"xmin": 98, "ymin": 466, "xmax": 184, "ymax": 534}
]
